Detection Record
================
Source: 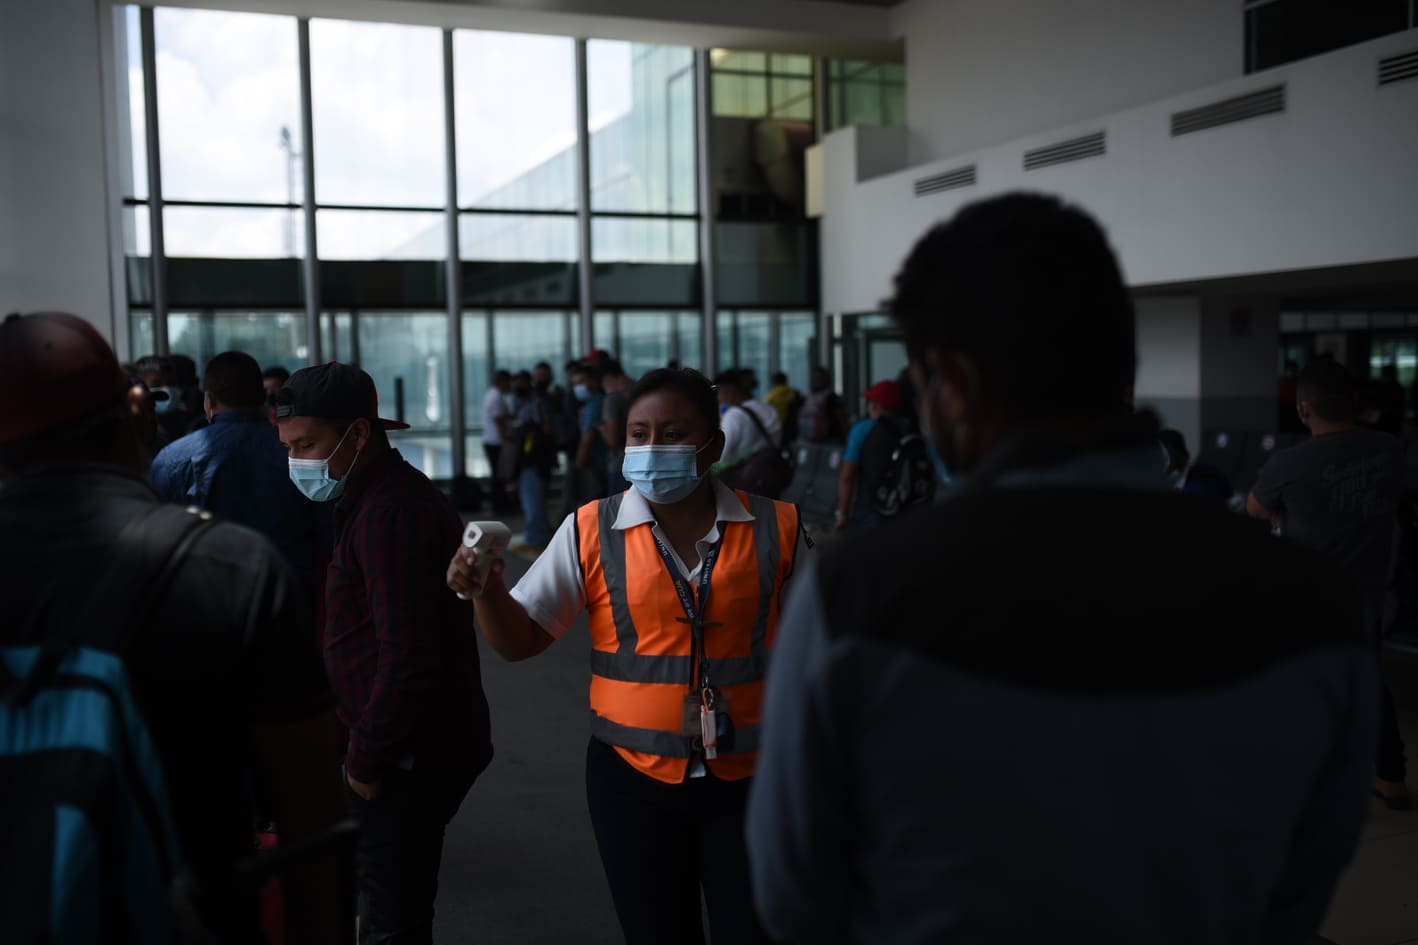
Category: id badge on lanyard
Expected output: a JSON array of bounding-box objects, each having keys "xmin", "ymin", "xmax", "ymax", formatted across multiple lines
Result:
[{"xmin": 654, "ymin": 531, "xmax": 731, "ymax": 759}]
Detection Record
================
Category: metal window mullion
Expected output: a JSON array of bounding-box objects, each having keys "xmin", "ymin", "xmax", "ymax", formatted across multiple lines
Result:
[
  {"xmin": 575, "ymin": 39, "xmax": 594, "ymax": 351},
  {"xmin": 813, "ymin": 58, "xmax": 827, "ymax": 140},
  {"xmin": 298, "ymin": 18, "xmax": 321, "ymax": 365},
  {"xmin": 769, "ymin": 311, "xmax": 781, "ymax": 378},
  {"xmin": 443, "ymin": 29, "xmax": 467, "ymax": 480},
  {"xmin": 139, "ymin": 8, "xmax": 168, "ymax": 356},
  {"xmin": 695, "ymin": 49, "xmax": 717, "ymax": 373}
]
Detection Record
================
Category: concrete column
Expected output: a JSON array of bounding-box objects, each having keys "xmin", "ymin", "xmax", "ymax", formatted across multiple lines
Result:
[
  {"xmin": 1199, "ymin": 296, "xmax": 1280, "ymax": 435},
  {"xmin": 1, "ymin": 0, "xmax": 115, "ymax": 338},
  {"xmin": 1134, "ymin": 294, "xmax": 1282, "ymax": 453},
  {"xmin": 1134, "ymin": 295, "xmax": 1203, "ymax": 452}
]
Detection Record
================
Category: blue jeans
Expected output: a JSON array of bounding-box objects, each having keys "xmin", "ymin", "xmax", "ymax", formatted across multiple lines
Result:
[{"xmin": 519, "ymin": 467, "xmax": 552, "ymax": 547}]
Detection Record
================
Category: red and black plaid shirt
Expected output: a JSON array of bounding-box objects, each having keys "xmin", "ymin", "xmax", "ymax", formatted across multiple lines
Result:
[{"xmin": 326, "ymin": 449, "xmax": 491, "ymax": 783}]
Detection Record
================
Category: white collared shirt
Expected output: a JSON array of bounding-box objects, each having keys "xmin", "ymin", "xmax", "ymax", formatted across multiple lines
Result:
[{"xmin": 510, "ymin": 478, "xmax": 809, "ymax": 641}]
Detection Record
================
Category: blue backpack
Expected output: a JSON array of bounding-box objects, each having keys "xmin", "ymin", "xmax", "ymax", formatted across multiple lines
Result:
[{"xmin": 1, "ymin": 504, "xmax": 214, "ymax": 943}]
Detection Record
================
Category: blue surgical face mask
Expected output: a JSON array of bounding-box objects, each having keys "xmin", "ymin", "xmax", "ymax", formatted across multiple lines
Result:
[
  {"xmin": 573, "ymin": 383, "xmax": 590, "ymax": 402},
  {"xmin": 152, "ymin": 388, "xmax": 178, "ymax": 413},
  {"xmin": 622, "ymin": 441, "xmax": 713, "ymax": 505},
  {"xmin": 289, "ymin": 423, "xmax": 359, "ymax": 503}
]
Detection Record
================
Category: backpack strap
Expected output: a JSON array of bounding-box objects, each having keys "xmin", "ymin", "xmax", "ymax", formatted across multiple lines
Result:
[
  {"xmin": 735, "ymin": 405, "xmax": 778, "ymax": 452},
  {"xmin": 80, "ymin": 504, "xmax": 216, "ymax": 654},
  {"xmin": 4, "ymin": 505, "xmax": 215, "ymax": 706}
]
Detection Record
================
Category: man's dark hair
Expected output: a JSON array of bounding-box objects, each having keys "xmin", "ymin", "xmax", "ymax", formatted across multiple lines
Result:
[
  {"xmin": 714, "ymin": 370, "xmax": 745, "ymax": 392},
  {"xmin": 534, "ymin": 361, "xmax": 552, "ymax": 373},
  {"xmin": 770, "ymin": 371, "xmax": 788, "ymax": 386},
  {"xmin": 133, "ymin": 355, "xmax": 171, "ymax": 380},
  {"xmin": 628, "ymin": 368, "xmax": 721, "ymax": 433},
  {"xmin": 263, "ymin": 366, "xmax": 291, "ymax": 384},
  {"xmin": 1297, "ymin": 357, "xmax": 1357, "ymax": 422},
  {"xmin": 203, "ymin": 351, "xmax": 265, "ymax": 409},
  {"xmin": 493, "ymin": 369, "xmax": 511, "ymax": 384},
  {"xmin": 170, "ymin": 353, "xmax": 199, "ymax": 388},
  {"xmin": 888, "ymin": 192, "xmax": 1135, "ymax": 423}
]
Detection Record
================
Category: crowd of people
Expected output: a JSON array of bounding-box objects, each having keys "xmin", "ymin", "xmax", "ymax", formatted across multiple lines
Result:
[{"xmin": 1, "ymin": 191, "xmax": 1412, "ymax": 944}]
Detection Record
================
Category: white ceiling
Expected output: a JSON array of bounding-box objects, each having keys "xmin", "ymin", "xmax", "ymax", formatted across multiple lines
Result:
[{"xmin": 143, "ymin": 0, "xmax": 906, "ymax": 58}]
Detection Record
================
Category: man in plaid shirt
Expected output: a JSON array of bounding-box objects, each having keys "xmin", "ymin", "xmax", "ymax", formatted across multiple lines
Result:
[{"xmin": 276, "ymin": 362, "xmax": 492, "ymax": 944}]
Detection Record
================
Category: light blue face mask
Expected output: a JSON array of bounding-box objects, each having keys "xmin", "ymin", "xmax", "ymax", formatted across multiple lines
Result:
[
  {"xmin": 573, "ymin": 383, "xmax": 591, "ymax": 402},
  {"xmin": 622, "ymin": 441, "xmax": 712, "ymax": 505},
  {"xmin": 152, "ymin": 387, "xmax": 178, "ymax": 414},
  {"xmin": 288, "ymin": 424, "xmax": 359, "ymax": 503}
]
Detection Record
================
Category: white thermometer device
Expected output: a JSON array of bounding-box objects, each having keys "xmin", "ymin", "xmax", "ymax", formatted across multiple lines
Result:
[{"xmin": 455, "ymin": 521, "xmax": 511, "ymax": 600}]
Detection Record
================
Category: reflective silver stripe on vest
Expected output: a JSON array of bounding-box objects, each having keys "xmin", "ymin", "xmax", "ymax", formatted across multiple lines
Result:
[
  {"xmin": 590, "ymin": 711, "xmax": 693, "ymax": 757},
  {"xmin": 589, "ymin": 649, "xmax": 693, "ymax": 684},
  {"xmin": 590, "ymin": 712, "xmax": 762, "ymax": 757}
]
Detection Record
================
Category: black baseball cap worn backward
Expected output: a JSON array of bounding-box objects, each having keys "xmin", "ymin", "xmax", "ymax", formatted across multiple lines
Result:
[{"xmin": 275, "ymin": 362, "xmax": 411, "ymax": 430}]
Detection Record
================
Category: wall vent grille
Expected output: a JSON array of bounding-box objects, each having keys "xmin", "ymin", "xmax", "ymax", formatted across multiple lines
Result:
[
  {"xmin": 1022, "ymin": 131, "xmax": 1105, "ymax": 171},
  {"xmin": 1379, "ymin": 49, "xmax": 1418, "ymax": 86},
  {"xmin": 1170, "ymin": 85, "xmax": 1285, "ymax": 136},
  {"xmin": 913, "ymin": 165, "xmax": 976, "ymax": 196}
]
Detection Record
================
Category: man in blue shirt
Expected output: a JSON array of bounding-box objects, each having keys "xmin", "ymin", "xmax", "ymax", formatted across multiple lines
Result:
[
  {"xmin": 835, "ymin": 379, "xmax": 910, "ymax": 532},
  {"xmin": 151, "ymin": 351, "xmax": 318, "ymax": 593}
]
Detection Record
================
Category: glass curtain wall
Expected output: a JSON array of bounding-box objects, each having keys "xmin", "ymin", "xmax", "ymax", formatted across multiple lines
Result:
[
  {"xmin": 117, "ymin": 6, "xmax": 834, "ymax": 481},
  {"xmin": 824, "ymin": 59, "xmax": 906, "ymax": 131},
  {"xmin": 717, "ymin": 310, "xmax": 817, "ymax": 394},
  {"xmin": 454, "ymin": 31, "xmax": 580, "ymax": 477}
]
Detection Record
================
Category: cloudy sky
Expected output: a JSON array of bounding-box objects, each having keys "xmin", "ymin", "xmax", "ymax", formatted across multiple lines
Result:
[{"xmin": 122, "ymin": 5, "xmax": 636, "ymax": 260}]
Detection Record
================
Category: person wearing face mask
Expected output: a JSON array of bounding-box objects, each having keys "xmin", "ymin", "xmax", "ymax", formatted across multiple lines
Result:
[
  {"xmin": 0, "ymin": 314, "xmax": 346, "ymax": 943},
  {"xmin": 446, "ymin": 367, "xmax": 810, "ymax": 945},
  {"xmin": 276, "ymin": 361, "xmax": 494, "ymax": 945},
  {"xmin": 748, "ymin": 193, "xmax": 1380, "ymax": 945},
  {"xmin": 150, "ymin": 350, "xmax": 319, "ymax": 596},
  {"xmin": 570, "ymin": 360, "xmax": 610, "ymax": 503}
]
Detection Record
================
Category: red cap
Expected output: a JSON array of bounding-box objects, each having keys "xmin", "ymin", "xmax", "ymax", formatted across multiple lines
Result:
[
  {"xmin": 583, "ymin": 349, "xmax": 611, "ymax": 364},
  {"xmin": 863, "ymin": 379, "xmax": 904, "ymax": 413},
  {"xmin": 0, "ymin": 312, "xmax": 131, "ymax": 445}
]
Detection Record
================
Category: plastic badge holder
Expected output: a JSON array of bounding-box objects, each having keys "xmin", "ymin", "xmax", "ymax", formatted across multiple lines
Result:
[{"xmin": 455, "ymin": 521, "xmax": 511, "ymax": 600}]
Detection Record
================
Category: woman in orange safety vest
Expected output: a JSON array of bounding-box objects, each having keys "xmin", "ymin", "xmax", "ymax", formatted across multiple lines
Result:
[{"xmin": 447, "ymin": 367, "xmax": 807, "ymax": 944}]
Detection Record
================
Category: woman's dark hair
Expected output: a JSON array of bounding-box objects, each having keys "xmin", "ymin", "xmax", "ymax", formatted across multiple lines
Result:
[
  {"xmin": 626, "ymin": 368, "xmax": 721, "ymax": 433},
  {"xmin": 888, "ymin": 192, "xmax": 1135, "ymax": 423}
]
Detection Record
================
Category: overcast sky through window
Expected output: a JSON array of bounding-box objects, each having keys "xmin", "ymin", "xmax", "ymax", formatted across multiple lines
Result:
[{"xmin": 134, "ymin": 6, "xmax": 636, "ymax": 258}]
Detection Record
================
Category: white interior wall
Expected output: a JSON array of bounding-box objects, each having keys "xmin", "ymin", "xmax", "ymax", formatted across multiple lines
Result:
[
  {"xmin": 1133, "ymin": 295, "xmax": 1202, "ymax": 449},
  {"xmin": 1134, "ymin": 297, "xmax": 1202, "ymax": 398},
  {"xmin": 890, "ymin": 0, "xmax": 1239, "ymax": 164},
  {"xmin": 815, "ymin": 29, "xmax": 1418, "ymax": 316},
  {"xmin": 1, "ymin": 0, "xmax": 118, "ymax": 339},
  {"xmin": 1199, "ymin": 297, "xmax": 1281, "ymax": 433}
]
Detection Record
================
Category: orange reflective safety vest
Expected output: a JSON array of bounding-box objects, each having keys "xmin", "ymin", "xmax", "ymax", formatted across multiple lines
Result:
[{"xmin": 577, "ymin": 489, "xmax": 801, "ymax": 784}]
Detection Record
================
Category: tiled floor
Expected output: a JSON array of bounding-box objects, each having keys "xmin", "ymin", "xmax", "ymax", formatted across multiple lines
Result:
[{"xmin": 1320, "ymin": 650, "xmax": 1418, "ymax": 945}]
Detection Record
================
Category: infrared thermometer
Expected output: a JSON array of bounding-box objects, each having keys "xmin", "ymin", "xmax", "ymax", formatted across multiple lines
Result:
[{"xmin": 455, "ymin": 521, "xmax": 512, "ymax": 600}]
